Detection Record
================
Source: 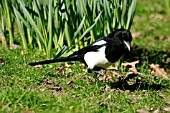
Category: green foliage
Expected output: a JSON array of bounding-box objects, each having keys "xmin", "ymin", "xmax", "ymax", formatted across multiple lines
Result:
[
  {"xmin": 0, "ymin": 0, "xmax": 15, "ymax": 47},
  {"xmin": 165, "ymin": 0, "xmax": 170, "ymax": 13},
  {"xmin": 0, "ymin": 0, "xmax": 137, "ymax": 59}
]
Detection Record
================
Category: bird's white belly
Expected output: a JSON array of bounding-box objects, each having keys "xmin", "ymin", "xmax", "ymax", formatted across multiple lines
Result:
[{"xmin": 84, "ymin": 46, "xmax": 112, "ymax": 69}]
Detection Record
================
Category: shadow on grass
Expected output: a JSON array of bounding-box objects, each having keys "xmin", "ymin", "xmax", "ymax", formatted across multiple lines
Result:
[
  {"xmin": 110, "ymin": 79, "xmax": 165, "ymax": 91},
  {"xmin": 124, "ymin": 45, "xmax": 170, "ymax": 72}
]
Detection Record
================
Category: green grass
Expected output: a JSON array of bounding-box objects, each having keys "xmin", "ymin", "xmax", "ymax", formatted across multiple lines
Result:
[{"xmin": 0, "ymin": 0, "xmax": 170, "ymax": 113}]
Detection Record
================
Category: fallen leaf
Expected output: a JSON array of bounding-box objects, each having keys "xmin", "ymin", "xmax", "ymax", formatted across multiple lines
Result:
[
  {"xmin": 122, "ymin": 60, "xmax": 139, "ymax": 74},
  {"xmin": 162, "ymin": 107, "xmax": 170, "ymax": 111},
  {"xmin": 149, "ymin": 64, "xmax": 169, "ymax": 79},
  {"xmin": 68, "ymin": 81, "xmax": 75, "ymax": 88},
  {"xmin": 82, "ymin": 69, "xmax": 87, "ymax": 72},
  {"xmin": 137, "ymin": 109, "xmax": 149, "ymax": 113},
  {"xmin": 21, "ymin": 110, "xmax": 32, "ymax": 113},
  {"xmin": 124, "ymin": 72, "xmax": 138, "ymax": 81},
  {"xmin": 153, "ymin": 109, "xmax": 160, "ymax": 113},
  {"xmin": 56, "ymin": 66, "xmax": 64, "ymax": 74},
  {"xmin": 112, "ymin": 70, "xmax": 121, "ymax": 78},
  {"xmin": 132, "ymin": 32, "xmax": 142, "ymax": 38},
  {"xmin": 65, "ymin": 63, "xmax": 71, "ymax": 69},
  {"xmin": 167, "ymin": 102, "xmax": 170, "ymax": 105},
  {"xmin": 149, "ymin": 14, "xmax": 165, "ymax": 20},
  {"xmin": 50, "ymin": 84, "xmax": 62, "ymax": 91},
  {"xmin": 103, "ymin": 84, "xmax": 110, "ymax": 91},
  {"xmin": 79, "ymin": 63, "xmax": 85, "ymax": 67},
  {"xmin": 155, "ymin": 35, "xmax": 170, "ymax": 40},
  {"xmin": 10, "ymin": 44, "xmax": 19, "ymax": 49},
  {"xmin": 43, "ymin": 79, "xmax": 53, "ymax": 85},
  {"xmin": 98, "ymin": 74, "xmax": 112, "ymax": 81}
]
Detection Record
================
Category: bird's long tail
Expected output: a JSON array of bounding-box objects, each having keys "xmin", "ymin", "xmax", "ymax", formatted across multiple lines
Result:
[{"xmin": 29, "ymin": 56, "xmax": 81, "ymax": 66}]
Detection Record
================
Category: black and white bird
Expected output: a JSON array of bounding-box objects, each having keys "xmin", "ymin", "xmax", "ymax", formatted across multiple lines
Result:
[{"xmin": 29, "ymin": 29, "xmax": 132, "ymax": 73}]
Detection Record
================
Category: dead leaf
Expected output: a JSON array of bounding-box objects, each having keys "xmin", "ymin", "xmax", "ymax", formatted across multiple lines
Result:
[
  {"xmin": 10, "ymin": 44, "xmax": 19, "ymax": 49},
  {"xmin": 137, "ymin": 109, "xmax": 149, "ymax": 113},
  {"xmin": 122, "ymin": 60, "xmax": 139, "ymax": 74},
  {"xmin": 56, "ymin": 66, "xmax": 64, "ymax": 74},
  {"xmin": 79, "ymin": 63, "xmax": 85, "ymax": 67},
  {"xmin": 68, "ymin": 81, "xmax": 75, "ymax": 88},
  {"xmin": 167, "ymin": 102, "xmax": 170, "ymax": 105},
  {"xmin": 149, "ymin": 14, "xmax": 165, "ymax": 20},
  {"xmin": 149, "ymin": 64, "xmax": 169, "ymax": 79},
  {"xmin": 153, "ymin": 109, "xmax": 160, "ymax": 113},
  {"xmin": 155, "ymin": 35, "xmax": 170, "ymax": 40},
  {"xmin": 162, "ymin": 107, "xmax": 170, "ymax": 111},
  {"xmin": 98, "ymin": 74, "xmax": 112, "ymax": 81},
  {"xmin": 50, "ymin": 84, "xmax": 62, "ymax": 91},
  {"xmin": 82, "ymin": 69, "xmax": 87, "ymax": 72},
  {"xmin": 132, "ymin": 32, "xmax": 142, "ymax": 38},
  {"xmin": 125, "ymin": 72, "xmax": 138, "ymax": 81},
  {"xmin": 65, "ymin": 63, "xmax": 71, "ymax": 69},
  {"xmin": 112, "ymin": 70, "xmax": 121, "ymax": 78},
  {"xmin": 21, "ymin": 110, "xmax": 32, "ymax": 113},
  {"xmin": 43, "ymin": 79, "xmax": 53, "ymax": 85},
  {"xmin": 103, "ymin": 84, "xmax": 110, "ymax": 91}
]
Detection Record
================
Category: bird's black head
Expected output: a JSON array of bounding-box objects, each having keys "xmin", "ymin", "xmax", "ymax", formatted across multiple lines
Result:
[{"xmin": 111, "ymin": 29, "xmax": 132, "ymax": 51}]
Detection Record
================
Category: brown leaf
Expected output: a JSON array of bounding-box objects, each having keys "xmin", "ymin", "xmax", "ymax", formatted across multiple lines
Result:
[
  {"xmin": 79, "ymin": 63, "xmax": 85, "ymax": 67},
  {"xmin": 125, "ymin": 72, "xmax": 138, "ymax": 81},
  {"xmin": 122, "ymin": 60, "xmax": 139, "ymax": 74},
  {"xmin": 149, "ymin": 64, "xmax": 169, "ymax": 79},
  {"xmin": 162, "ymin": 107, "xmax": 170, "ymax": 111},
  {"xmin": 137, "ymin": 109, "xmax": 149, "ymax": 113},
  {"xmin": 103, "ymin": 84, "xmax": 110, "ymax": 91},
  {"xmin": 98, "ymin": 74, "xmax": 112, "ymax": 81},
  {"xmin": 155, "ymin": 35, "xmax": 170, "ymax": 40},
  {"xmin": 21, "ymin": 110, "xmax": 32, "ymax": 113},
  {"xmin": 56, "ymin": 66, "xmax": 64, "ymax": 73},
  {"xmin": 149, "ymin": 14, "xmax": 165, "ymax": 20},
  {"xmin": 68, "ymin": 81, "xmax": 75, "ymax": 88},
  {"xmin": 43, "ymin": 79, "xmax": 53, "ymax": 85},
  {"xmin": 50, "ymin": 84, "xmax": 62, "ymax": 91},
  {"xmin": 65, "ymin": 63, "xmax": 71, "ymax": 68},
  {"xmin": 132, "ymin": 32, "xmax": 142, "ymax": 38},
  {"xmin": 10, "ymin": 44, "xmax": 19, "ymax": 49},
  {"xmin": 112, "ymin": 70, "xmax": 121, "ymax": 78},
  {"xmin": 153, "ymin": 109, "xmax": 160, "ymax": 113}
]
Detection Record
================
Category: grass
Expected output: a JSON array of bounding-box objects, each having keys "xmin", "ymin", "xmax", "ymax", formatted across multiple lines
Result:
[{"xmin": 0, "ymin": 0, "xmax": 170, "ymax": 113}]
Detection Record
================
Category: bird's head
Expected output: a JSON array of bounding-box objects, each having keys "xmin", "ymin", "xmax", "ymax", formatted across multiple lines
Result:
[{"xmin": 114, "ymin": 29, "xmax": 132, "ymax": 52}]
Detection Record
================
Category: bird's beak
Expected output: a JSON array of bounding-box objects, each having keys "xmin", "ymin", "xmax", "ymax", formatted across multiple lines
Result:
[{"xmin": 123, "ymin": 40, "xmax": 131, "ymax": 51}]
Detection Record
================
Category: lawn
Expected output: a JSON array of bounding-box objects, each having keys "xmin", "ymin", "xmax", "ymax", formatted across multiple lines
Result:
[{"xmin": 0, "ymin": 0, "xmax": 170, "ymax": 113}]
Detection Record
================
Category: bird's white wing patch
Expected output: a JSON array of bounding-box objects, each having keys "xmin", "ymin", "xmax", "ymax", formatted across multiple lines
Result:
[
  {"xmin": 92, "ymin": 40, "xmax": 106, "ymax": 46},
  {"xmin": 84, "ymin": 46, "xmax": 112, "ymax": 69}
]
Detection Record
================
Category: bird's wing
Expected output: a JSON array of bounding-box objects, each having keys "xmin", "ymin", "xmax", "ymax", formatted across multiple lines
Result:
[
  {"xmin": 70, "ymin": 38, "xmax": 107, "ymax": 56},
  {"xmin": 70, "ymin": 44, "xmax": 106, "ymax": 56}
]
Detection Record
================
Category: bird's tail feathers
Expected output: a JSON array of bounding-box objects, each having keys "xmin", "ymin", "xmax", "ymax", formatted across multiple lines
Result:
[{"xmin": 29, "ymin": 56, "xmax": 81, "ymax": 66}]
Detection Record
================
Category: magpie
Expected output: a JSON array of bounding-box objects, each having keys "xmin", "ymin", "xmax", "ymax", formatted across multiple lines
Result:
[{"xmin": 29, "ymin": 29, "xmax": 132, "ymax": 73}]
